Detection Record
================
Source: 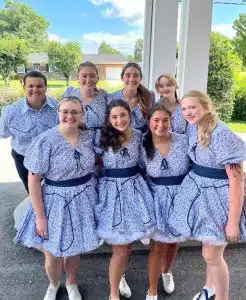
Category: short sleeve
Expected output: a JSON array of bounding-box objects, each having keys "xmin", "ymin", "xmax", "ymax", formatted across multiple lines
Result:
[
  {"xmin": 62, "ymin": 86, "xmax": 73, "ymax": 99},
  {"xmin": 0, "ymin": 105, "xmax": 11, "ymax": 138},
  {"xmin": 24, "ymin": 134, "xmax": 52, "ymax": 175},
  {"xmin": 214, "ymin": 126, "xmax": 246, "ymax": 166}
]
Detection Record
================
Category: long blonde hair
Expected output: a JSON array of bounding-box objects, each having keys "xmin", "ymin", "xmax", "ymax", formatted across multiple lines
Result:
[{"xmin": 182, "ymin": 90, "xmax": 219, "ymax": 148}]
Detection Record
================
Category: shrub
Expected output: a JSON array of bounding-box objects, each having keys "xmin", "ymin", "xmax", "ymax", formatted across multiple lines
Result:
[
  {"xmin": 0, "ymin": 87, "xmax": 23, "ymax": 113},
  {"xmin": 232, "ymin": 84, "xmax": 246, "ymax": 121},
  {"xmin": 207, "ymin": 32, "xmax": 241, "ymax": 122}
]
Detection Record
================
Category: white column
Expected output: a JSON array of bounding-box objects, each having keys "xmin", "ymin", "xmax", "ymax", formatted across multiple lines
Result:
[
  {"xmin": 177, "ymin": 0, "xmax": 213, "ymax": 97},
  {"xmin": 143, "ymin": 0, "xmax": 179, "ymax": 91}
]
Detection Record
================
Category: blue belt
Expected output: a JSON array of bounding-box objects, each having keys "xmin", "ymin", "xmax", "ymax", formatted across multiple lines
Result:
[
  {"xmin": 45, "ymin": 173, "xmax": 92, "ymax": 187},
  {"xmin": 136, "ymin": 124, "xmax": 148, "ymax": 133},
  {"xmin": 192, "ymin": 162, "xmax": 228, "ymax": 179},
  {"xmin": 150, "ymin": 174, "xmax": 186, "ymax": 186},
  {"xmin": 104, "ymin": 166, "xmax": 138, "ymax": 178}
]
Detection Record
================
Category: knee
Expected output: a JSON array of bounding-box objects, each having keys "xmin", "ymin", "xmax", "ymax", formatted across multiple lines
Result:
[
  {"xmin": 202, "ymin": 246, "xmax": 224, "ymax": 265},
  {"xmin": 150, "ymin": 242, "xmax": 166, "ymax": 256},
  {"xmin": 113, "ymin": 245, "xmax": 131, "ymax": 257}
]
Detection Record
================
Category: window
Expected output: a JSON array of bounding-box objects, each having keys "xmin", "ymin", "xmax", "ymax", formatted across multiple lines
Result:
[{"xmin": 33, "ymin": 63, "xmax": 40, "ymax": 71}]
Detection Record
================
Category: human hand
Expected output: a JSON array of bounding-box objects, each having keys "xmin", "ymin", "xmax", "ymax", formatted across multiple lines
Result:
[
  {"xmin": 225, "ymin": 221, "xmax": 240, "ymax": 243},
  {"xmin": 36, "ymin": 216, "xmax": 48, "ymax": 239}
]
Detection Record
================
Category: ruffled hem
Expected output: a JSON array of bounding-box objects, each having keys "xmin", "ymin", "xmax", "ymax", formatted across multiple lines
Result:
[
  {"xmin": 96, "ymin": 225, "xmax": 157, "ymax": 245},
  {"xmin": 15, "ymin": 238, "xmax": 100, "ymax": 257},
  {"xmin": 151, "ymin": 230, "xmax": 184, "ymax": 243}
]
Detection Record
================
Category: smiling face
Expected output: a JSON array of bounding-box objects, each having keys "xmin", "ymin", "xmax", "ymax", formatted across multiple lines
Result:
[
  {"xmin": 122, "ymin": 66, "xmax": 142, "ymax": 89},
  {"xmin": 149, "ymin": 110, "xmax": 171, "ymax": 137},
  {"xmin": 24, "ymin": 77, "xmax": 47, "ymax": 106},
  {"xmin": 109, "ymin": 106, "xmax": 131, "ymax": 133},
  {"xmin": 58, "ymin": 100, "xmax": 83, "ymax": 129},
  {"xmin": 78, "ymin": 66, "xmax": 98, "ymax": 89},
  {"xmin": 157, "ymin": 76, "xmax": 176, "ymax": 99},
  {"xmin": 182, "ymin": 97, "xmax": 206, "ymax": 125}
]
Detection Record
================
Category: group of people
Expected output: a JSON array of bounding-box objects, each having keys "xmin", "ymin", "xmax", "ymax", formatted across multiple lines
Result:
[{"xmin": 0, "ymin": 61, "xmax": 245, "ymax": 300}]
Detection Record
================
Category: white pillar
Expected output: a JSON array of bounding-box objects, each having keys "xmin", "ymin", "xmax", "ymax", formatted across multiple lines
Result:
[
  {"xmin": 177, "ymin": 0, "xmax": 213, "ymax": 97},
  {"xmin": 143, "ymin": 0, "xmax": 179, "ymax": 91}
]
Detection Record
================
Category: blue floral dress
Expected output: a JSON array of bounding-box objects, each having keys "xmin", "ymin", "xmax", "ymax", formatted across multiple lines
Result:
[
  {"xmin": 95, "ymin": 128, "xmax": 157, "ymax": 244},
  {"xmin": 14, "ymin": 127, "xmax": 100, "ymax": 256},
  {"xmin": 141, "ymin": 133, "xmax": 190, "ymax": 242},
  {"xmin": 63, "ymin": 87, "xmax": 107, "ymax": 129},
  {"xmin": 169, "ymin": 121, "xmax": 246, "ymax": 244}
]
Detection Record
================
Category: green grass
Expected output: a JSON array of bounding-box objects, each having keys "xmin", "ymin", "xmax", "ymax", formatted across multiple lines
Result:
[{"xmin": 228, "ymin": 121, "xmax": 246, "ymax": 133}]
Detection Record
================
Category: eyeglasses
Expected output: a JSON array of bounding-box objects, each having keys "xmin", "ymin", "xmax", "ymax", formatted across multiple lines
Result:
[{"xmin": 58, "ymin": 110, "xmax": 84, "ymax": 116}]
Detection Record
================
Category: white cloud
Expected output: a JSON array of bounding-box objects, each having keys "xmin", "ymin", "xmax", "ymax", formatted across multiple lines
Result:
[
  {"xmin": 82, "ymin": 31, "xmax": 142, "ymax": 54},
  {"xmin": 212, "ymin": 24, "xmax": 235, "ymax": 39},
  {"xmin": 48, "ymin": 32, "xmax": 68, "ymax": 44},
  {"xmin": 81, "ymin": 12, "xmax": 88, "ymax": 17},
  {"xmin": 90, "ymin": 0, "xmax": 145, "ymax": 27}
]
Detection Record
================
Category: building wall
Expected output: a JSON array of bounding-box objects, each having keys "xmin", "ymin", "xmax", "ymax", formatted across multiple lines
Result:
[{"xmin": 98, "ymin": 64, "xmax": 124, "ymax": 80}]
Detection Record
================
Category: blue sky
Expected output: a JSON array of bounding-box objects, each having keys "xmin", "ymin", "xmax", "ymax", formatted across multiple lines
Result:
[{"xmin": 0, "ymin": 0, "xmax": 245, "ymax": 54}]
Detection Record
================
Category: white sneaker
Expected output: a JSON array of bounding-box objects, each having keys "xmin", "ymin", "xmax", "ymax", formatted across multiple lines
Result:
[
  {"xmin": 119, "ymin": 274, "xmax": 131, "ymax": 298},
  {"xmin": 66, "ymin": 284, "xmax": 82, "ymax": 300},
  {"xmin": 161, "ymin": 272, "xmax": 175, "ymax": 294},
  {"xmin": 192, "ymin": 286, "xmax": 215, "ymax": 300},
  {"xmin": 146, "ymin": 290, "xmax": 158, "ymax": 300},
  {"xmin": 43, "ymin": 282, "xmax": 60, "ymax": 300}
]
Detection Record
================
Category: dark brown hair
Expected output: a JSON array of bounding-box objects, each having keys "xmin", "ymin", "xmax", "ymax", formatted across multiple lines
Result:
[
  {"xmin": 143, "ymin": 104, "xmax": 172, "ymax": 160},
  {"xmin": 23, "ymin": 71, "xmax": 47, "ymax": 87},
  {"xmin": 100, "ymin": 99, "xmax": 131, "ymax": 152},
  {"xmin": 121, "ymin": 62, "xmax": 152, "ymax": 118}
]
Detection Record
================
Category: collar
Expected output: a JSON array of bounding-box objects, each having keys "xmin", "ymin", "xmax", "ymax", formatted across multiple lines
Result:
[{"xmin": 21, "ymin": 96, "xmax": 56, "ymax": 114}]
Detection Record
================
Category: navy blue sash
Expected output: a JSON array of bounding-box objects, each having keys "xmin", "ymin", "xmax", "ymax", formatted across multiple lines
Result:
[
  {"xmin": 192, "ymin": 162, "xmax": 228, "ymax": 179},
  {"xmin": 150, "ymin": 174, "xmax": 186, "ymax": 186},
  {"xmin": 104, "ymin": 166, "xmax": 138, "ymax": 178},
  {"xmin": 136, "ymin": 124, "xmax": 148, "ymax": 133},
  {"xmin": 45, "ymin": 173, "xmax": 92, "ymax": 187}
]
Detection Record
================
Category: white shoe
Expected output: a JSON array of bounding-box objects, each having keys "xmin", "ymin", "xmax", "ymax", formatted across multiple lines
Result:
[
  {"xmin": 66, "ymin": 284, "xmax": 82, "ymax": 300},
  {"xmin": 119, "ymin": 274, "xmax": 131, "ymax": 298},
  {"xmin": 43, "ymin": 282, "xmax": 60, "ymax": 300},
  {"xmin": 161, "ymin": 272, "xmax": 174, "ymax": 294},
  {"xmin": 192, "ymin": 286, "xmax": 215, "ymax": 300},
  {"xmin": 146, "ymin": 290, "xmax": 158, "ymax": 300}
]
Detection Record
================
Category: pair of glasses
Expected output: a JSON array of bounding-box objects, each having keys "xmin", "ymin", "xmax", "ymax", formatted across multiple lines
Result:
[{"xmin": 59, "ymin": 110, "xmax": 84, "ymax": 116}]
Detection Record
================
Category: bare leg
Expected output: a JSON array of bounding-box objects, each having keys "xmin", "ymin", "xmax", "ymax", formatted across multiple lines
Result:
[
  {"xmin": 148, "ymin": 241, "xmax": 166, "ymax": 296},
  {"xmin": 64, "ymin": 255, "xmax": 81, "ymax": 285},
  {"xmin": 109, "ymin": 244, "xmax": 131, "ymax": 299},
  {"xmin": 44, "ymin": 251, "xmax": 63, "ymax": 286},
  {"xmin": 202, "ymin": 244, "xmax": 228, "ymax": 300},
  {"xmin": 161, "ymin": 243, "xmax": 179, "ymax": 273}
]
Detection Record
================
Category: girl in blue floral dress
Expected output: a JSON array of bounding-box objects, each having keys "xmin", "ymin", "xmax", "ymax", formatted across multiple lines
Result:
[
  {"xmin": 95, "ymin": 99, "xmax": 156, "ymax": 300},
  {"xmin": 108, "ymin": 62, "xmax": 154, "ymax": 134},
  {"xmin": 141, "ymin": 104, "xmax": 190, "ymax": 300},
  {"xmin": 63, "ymin": 61, "xmax": 107, "ymax": 130},
  {"xmin": 169, "ymin": 90, "xmax": 246, "ymax": 300},
  {"xmin": 15, "ymin": 96, "xmax": 100, "ymax": 300},
  {"xmin": 155, "ymin": 74, "xmax": 187, "ymax": 134}
]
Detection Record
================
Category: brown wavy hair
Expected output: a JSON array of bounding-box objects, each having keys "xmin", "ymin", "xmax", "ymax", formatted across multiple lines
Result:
[
  {"xmin": 182, "ymin": 90, "xmax": 219, "ymax": 148},
  {"xmin": 100, "ymin": 99, "xmax": 131, "ymax": 152},
  {"xmin": 143, "ymin": 104, "xmax": 172, "ymax": 160},
  {"xmin": 155, "ymin": 74, "xmax": 178, "ymax": 103},
  {"xmin": 121, "ymin": 62, "xmax": 152, "ymax": 118}
]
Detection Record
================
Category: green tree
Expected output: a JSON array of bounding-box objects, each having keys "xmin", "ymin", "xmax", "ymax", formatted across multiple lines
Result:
[
  {"xmin": 134, "ymin": 38, "xmax": 143, "ymax": 62},
  {"xmin": 48, "ymin": 41, "xmax": 82, "ymax": 86},
  {"xmin": 0, "ymin": 36, "xmax": 28, "ymax": 85},
  {"xmin": 233, "ymin": 14, "xmax": 246, "ymax": 67},
  {"xmin": 207, "ymin": 32, "xmax": 241, "ymax": 122},
  {"xmin": 0, "ymin": 0, "xmax": 49, "ymax": 51},
  {"xmin": 98, "ymin": 41, "xmax": 120, "ymax": 55}
]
